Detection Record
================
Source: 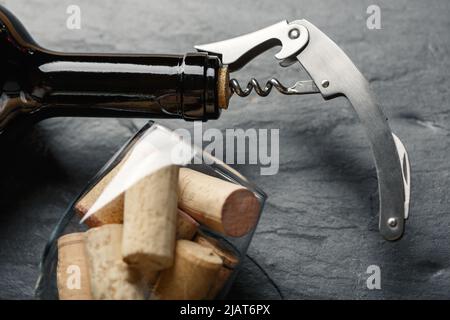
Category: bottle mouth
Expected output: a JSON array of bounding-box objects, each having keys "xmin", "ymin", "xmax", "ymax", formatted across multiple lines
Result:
[
  {"xmin": 217, "ymin": 66, "xmax": 231, "ymax": 110},
  {"xmin": 181, "ymin": 53, "xmax": 222, "ymax": 121}
]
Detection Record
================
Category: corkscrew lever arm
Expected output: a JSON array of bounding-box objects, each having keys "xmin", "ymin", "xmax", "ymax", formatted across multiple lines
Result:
[{"xmin": 196, "ymin": 19, "xmax": 410, "ymax": 241}]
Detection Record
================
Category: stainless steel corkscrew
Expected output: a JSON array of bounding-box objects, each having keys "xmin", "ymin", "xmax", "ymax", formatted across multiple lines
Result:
[{"xmin": 195, "ymin": 20, "xmax": 411, "ymax": 241}]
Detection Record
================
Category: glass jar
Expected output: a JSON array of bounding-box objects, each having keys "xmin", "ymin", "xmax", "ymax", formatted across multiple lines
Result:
[{"xmin": 35, "ymin": 121, "xmax": 266, "ymax": 300}]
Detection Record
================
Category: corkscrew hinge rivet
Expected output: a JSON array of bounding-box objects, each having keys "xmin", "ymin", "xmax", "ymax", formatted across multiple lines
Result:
[
  {"xmin": 321, "ymin": 80, "xmax": 330, "ymax": 88},
  {"xmin": 288, "ymin": 28, "xmax": 300, "ymax": 40},
  {"xmin": 388, "ymin": 218, "xmax": 398, "ymax": 228}
]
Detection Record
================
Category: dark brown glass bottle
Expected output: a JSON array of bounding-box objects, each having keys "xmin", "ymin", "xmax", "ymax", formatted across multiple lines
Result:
[{"xmin": 0, "ymin": 5, "xmax": 223, "ymax": 139}]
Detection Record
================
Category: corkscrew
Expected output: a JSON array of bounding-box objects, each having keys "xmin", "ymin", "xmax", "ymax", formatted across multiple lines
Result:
[{"xmin": 196, "ymin": 20, "xmax": 411, "ymax": 241}]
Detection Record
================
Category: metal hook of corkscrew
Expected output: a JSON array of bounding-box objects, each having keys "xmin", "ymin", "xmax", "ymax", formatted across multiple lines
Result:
[{"xmin": 196, "ymin": 20, "xmax": 411, "ymax": 241}]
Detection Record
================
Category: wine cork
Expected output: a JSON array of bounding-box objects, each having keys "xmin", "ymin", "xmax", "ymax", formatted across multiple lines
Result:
[
  {"xmin": 217, "ymin": 66, "xmax": 231, "ymax": 110},
  {"xmin": 178, "ymin": 168, "xmax": 261, "ymax": 237},
  {"xmin": 195, "ymin": 233, "xmax": 239, "ymax": 299},
  {"xmin": 56, "ymin": 233, "xmax": 92, "ymax": 300},
  {"xmin": 176, "ymin": 209, "xmax": 199, "ymax": 240},
  {"xmin": 122, "ymin": 165, "xmax": 179, "ymax": 272},
  {"xmin": 103, "ymin": 261, "xmax": 147, "ymax": 300},
  {"xmin": 85, "ymin": 224, "xmax": 146, "ymax": 300},
  {"xmin": 75, "ymin": 161, "xmax": 125, "ymax": 227},
  {"xmin": 75, "ymin": 173, "xmax": 198, "ymax": 241},
  {"xmin": 195, "ymin": 233, "xmax": 239, "ymax": 269},
  {"xmin": 153, "ymin": 240, "xmax": 223, "ymax": 300}
]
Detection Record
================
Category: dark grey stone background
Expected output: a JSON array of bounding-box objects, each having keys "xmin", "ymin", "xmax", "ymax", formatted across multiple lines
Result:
[{"xmin": 0, "ymin": 0, "xmax": 449, "ymax": 299}]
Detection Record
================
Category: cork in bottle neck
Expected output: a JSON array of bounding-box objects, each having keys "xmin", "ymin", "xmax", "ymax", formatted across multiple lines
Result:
[{"xmin": 217, "ymin": 66, "xmax": 231, "ymax": 110}]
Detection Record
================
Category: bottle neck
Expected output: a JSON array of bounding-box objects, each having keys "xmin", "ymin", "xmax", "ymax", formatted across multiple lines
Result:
[{"xmin": 28, "ymin": 51, "xmax": 220, "ymax": 118}]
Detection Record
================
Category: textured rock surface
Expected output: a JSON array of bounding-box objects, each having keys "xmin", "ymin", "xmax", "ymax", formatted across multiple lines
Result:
[{"xmin": 0, "ymin": 0, "xmax": 448, "ymax": 299}]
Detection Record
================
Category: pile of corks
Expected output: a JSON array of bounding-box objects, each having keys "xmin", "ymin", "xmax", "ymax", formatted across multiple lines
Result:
[{"xmin": 56, "ymin": 163, "xmax": 261, "ymax": 300}]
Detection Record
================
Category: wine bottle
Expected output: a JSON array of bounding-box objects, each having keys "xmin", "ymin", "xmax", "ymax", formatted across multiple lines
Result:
[{"xmin": 0, "ymin": 5, "xmax": 227, "ymax": 140}]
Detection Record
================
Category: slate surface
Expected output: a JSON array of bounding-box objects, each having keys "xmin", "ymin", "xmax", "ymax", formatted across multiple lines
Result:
[{"xmin": 0, "ymin": 0, "xmax": 448, "ymax": 299}]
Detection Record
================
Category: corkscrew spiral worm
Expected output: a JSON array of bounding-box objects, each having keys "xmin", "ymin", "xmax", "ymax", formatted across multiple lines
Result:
[{"xmin": 230, "ymin": 78, "xmax": 294, "ymax": 97}]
